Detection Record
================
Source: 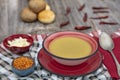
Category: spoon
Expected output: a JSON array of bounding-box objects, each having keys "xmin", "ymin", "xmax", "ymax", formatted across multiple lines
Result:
[{"xmin": 99, "ymin": 32, "xmax": 120, "ymax": 76}]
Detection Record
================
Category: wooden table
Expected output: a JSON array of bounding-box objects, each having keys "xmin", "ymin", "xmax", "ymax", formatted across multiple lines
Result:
[{"xmin": 0, "ymin": 0, "xmax": 120, "ymax": 42}]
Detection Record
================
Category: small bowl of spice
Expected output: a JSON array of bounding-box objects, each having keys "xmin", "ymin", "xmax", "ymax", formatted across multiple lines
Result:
[{"xmin": 12, "ymin": 56, "xmax": 35, "ymax": 76}]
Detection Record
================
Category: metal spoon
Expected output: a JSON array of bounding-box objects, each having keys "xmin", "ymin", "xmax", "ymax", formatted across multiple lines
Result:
[{"xmin": 99, "ymin": 32, "xmax": 120, "ymax": 76}]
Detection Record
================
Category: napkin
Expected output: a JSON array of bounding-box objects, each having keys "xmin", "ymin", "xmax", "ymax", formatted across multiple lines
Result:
[
  {"xmin": 91, "ymin": 30, "xmax": 120, "ymax": 79},
  {"xmin": 0, "ymin": 34, "xmax": 111, "ymax": 80}
]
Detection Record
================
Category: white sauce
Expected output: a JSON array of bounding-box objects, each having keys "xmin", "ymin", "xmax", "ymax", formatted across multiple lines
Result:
[{"xmin": 8, "ymin": 37, "xmax": 30, "ymax": 47}]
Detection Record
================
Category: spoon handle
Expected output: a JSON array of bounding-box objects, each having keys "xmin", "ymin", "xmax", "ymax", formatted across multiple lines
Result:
[{"xmin": 109, "ymin": 50, "xmax": 120, "ymax": 76}]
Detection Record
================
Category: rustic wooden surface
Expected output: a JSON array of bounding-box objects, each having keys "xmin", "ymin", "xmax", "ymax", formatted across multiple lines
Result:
[{"xmin": 0, "ymin": 0, "xmax": 120, "ymax": 42}]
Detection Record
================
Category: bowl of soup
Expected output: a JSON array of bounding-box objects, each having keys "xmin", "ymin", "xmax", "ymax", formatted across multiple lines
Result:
[{"xmin": 42, "ymin": 31, "xmax": 98, "ymax": 66}]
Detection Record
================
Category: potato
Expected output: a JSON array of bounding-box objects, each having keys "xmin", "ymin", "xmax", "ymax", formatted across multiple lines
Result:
[
  {"xmin": 29, "ymin": 0, "xmax": 46, "ymax": 13},
  {"xmin": 20, "ymin": 7, "xmax": 37, "ymax": 22},
  {"xmin": 38, "ymin": 10, "xmax": 55, "ymax": 24}
]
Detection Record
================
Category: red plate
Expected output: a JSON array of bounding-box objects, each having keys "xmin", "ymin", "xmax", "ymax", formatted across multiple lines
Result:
[{"xmin": 38, "ymin": 48, "xmax": 103, "ymax": 77}]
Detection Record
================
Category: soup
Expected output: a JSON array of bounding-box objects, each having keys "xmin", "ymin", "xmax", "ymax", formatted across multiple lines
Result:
[{"xmin": 48, "ymin": 36, "xmax": 92, "ymax": 58}]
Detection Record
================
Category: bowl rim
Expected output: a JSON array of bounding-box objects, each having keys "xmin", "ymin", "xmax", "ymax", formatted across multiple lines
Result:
[
  {"xmin": 42, "ymin": 31, "xmax": 98, "ymax": 60},
  {"xmin": 3, "ymin": 34, "xmax": 34, "ymax": 48},
  {"xmin": 12, "ymin": 56, "xmax": 35, "ymax": 71}
]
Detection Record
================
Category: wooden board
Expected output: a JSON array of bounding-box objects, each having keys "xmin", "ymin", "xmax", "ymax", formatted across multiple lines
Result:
[{"xmin": 0, "ymin": 0, "xmax": 120, "ymax": 42}]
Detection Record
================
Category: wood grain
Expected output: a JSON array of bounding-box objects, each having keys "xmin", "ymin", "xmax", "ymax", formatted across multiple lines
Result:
[{"xmin": 0, "ymin": 0, "xmax": 120, "ymax": 42}]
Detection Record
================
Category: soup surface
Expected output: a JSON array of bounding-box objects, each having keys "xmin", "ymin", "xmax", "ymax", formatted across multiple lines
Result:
[{"xmin": 48, "ymin": 36, "xmax": 92, "ymax": 58}]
